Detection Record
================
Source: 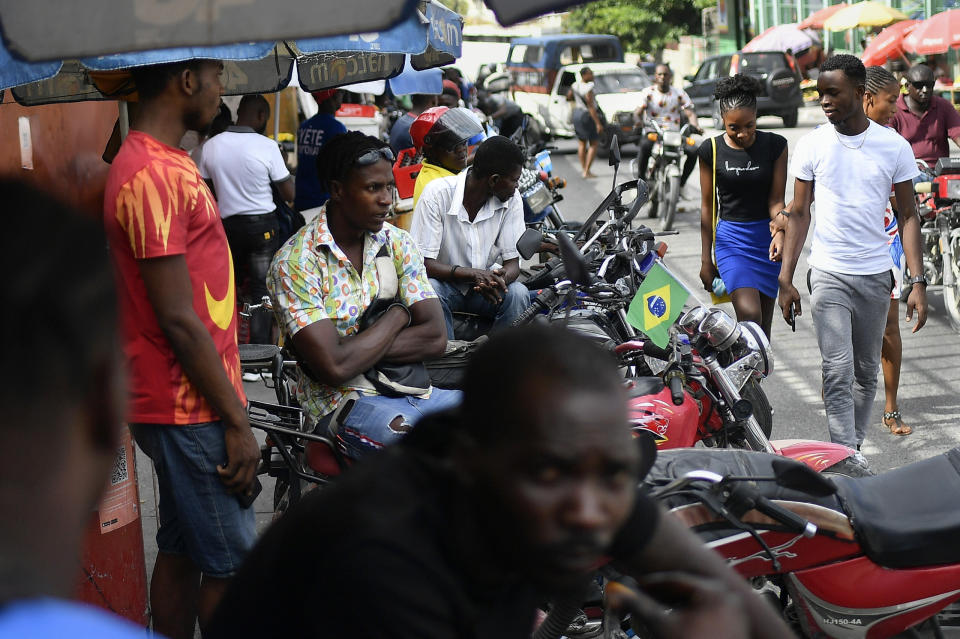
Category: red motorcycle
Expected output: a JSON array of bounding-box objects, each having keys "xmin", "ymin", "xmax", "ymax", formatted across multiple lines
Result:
[
  {"xmin": 614, "ymin": 303, "xmax": 863, "ymax": 478},
  {"xmin": 634, "ymin": 448, "xmax": 960, "ymax": 638}
]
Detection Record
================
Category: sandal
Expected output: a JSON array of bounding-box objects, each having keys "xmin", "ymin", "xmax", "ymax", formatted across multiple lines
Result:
[{"xmin": 882, "ymin": 410, "xmax": 912, "ymax": 436}]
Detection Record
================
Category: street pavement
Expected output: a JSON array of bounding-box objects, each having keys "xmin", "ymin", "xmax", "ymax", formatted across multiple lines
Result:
[{"xmin": 133, "ymin": 105, "xmax": 960, "ymax": 630}]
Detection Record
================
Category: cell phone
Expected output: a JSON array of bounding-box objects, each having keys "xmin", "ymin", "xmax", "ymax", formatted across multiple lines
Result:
[
  {"xmin": 236, "ymin": 477, "xmax": 263, "ymax": 509},
  {"xmin": 789, "ymin": 306, "xmax": 796, "ymax": 333}
]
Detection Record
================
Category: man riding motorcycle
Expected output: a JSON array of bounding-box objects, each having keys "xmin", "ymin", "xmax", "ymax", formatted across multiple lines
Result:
[{"xmin": 634, "ymin": 64, "xmax": 702, "ymax": 193}]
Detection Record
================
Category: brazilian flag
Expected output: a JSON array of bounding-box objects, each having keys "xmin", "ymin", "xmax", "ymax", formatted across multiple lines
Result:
[{"xmin": 626, "ymin": 263, "xmax": 690, "ymax": 348}]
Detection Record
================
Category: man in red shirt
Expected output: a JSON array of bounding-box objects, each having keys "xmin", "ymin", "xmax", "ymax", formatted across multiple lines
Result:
[
  {"xmin": 890, "ymin": 64, "xmax": 960, "ymax": 167},
  {"xmin": 103, "ymin": 59, "xmax": 258, "ymax": 639}
]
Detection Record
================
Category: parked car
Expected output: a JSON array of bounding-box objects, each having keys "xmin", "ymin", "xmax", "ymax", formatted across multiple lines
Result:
[
  {"xmin": 684, "ymin": 50, "xmax": 803, "ymax": 128},
  {"xmin": 510, "ymin": 61, "xmax": 651, "ymax": 148}
]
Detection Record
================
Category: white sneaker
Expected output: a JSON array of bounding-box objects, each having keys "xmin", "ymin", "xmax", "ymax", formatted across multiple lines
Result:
[
  {"xmin": 852, "ymin": 450, "xmax": 869, "ymax": 469},
  {"xmin": 242, "ymin": 371, "xmax": 261, "ymax": 383}
]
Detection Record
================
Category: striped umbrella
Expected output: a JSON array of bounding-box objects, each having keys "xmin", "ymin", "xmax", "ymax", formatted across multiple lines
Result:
[{"xmin": 798, "ymin": 3, "xmax": 850, "ymax": 30}]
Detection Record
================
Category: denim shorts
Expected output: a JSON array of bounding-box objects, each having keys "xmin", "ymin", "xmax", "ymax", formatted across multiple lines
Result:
[{"xmin": 130, "ymin": 422, "xmax": 256, "ymax": 578}]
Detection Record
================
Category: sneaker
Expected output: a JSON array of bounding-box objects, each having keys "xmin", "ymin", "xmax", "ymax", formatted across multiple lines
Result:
[
  {"xmin": 260, "ymin": 371, "xmax": 273, "ymax": 380},
  {"xmin": 242, "ymin": 371, "xmax": 261, "ymax": 383},
  {"xmin": 852, "ymin": 450, "xmax": 869, "ymax": 469}
]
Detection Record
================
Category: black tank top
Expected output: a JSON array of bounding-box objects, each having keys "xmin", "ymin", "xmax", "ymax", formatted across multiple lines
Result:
[{"xmin": 697, "ymin": 130, "xmax": 787, "ymax": 223}]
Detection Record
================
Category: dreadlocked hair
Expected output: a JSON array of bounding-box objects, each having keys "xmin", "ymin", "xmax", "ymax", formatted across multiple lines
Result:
[
  {"xmin": 315, "ymin": 131, "xmax": 389, "ymax": 193},
  {"xmin": 821, "ymin": 54, "xmax": 866, "ymax": 87},
  {"xmin": 714, "ymin": 74, "xmax": 761, "ymax": 115},
  {"xmin": 865, "ymin": 65, "xmax": 897, "ymax": 95}
]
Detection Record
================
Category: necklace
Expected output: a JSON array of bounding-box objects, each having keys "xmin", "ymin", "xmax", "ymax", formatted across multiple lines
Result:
[{"xmin": 834, "ymin": 123, "xmax": 870, "ymax": 150}]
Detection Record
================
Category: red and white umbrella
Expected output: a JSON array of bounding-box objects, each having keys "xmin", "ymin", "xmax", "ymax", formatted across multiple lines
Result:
[
  {"xmin": 904, "ymin": 9, "xmax": 960, "ymax": 56},
  {"xmin": 798, "ymin": 3, "xmax": 849, "ymax": 30},
  {"xmin": 861, "ymin": 19, "xmax": 919, "ymax": 66}
]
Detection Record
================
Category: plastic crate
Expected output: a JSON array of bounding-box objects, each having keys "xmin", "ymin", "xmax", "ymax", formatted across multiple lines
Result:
[{"xmin": 393, "ymin": 147, "xmax": 421, "ymax": 200}]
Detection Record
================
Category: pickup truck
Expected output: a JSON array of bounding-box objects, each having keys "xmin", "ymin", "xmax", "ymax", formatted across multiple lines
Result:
[{"xmin": 492, "ymin": 34, "xmax": 651, "ymax": 148}]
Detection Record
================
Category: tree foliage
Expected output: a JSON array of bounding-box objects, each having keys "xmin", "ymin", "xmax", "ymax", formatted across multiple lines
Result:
[
  {"xmin": 565, "ymin": 0, "xmax": 714, "ymax": 55},
  {"xmin": 437, "ymin": 0, "xmax": 470, "ymax": 16}
]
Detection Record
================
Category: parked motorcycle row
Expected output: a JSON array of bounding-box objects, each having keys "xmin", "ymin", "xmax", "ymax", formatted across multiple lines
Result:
[{"xmin": 239, "ymin": 136, "xmax": 960, "ymax": 638}]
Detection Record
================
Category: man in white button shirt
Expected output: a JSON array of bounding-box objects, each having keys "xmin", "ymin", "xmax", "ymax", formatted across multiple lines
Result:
[
  {"xmin": 411, "ymin": 136, "xmax": 528, "ymax": 338},
  {"xmin": 199, "ymin": 94, "xmax": 294, "ymax": 348}
]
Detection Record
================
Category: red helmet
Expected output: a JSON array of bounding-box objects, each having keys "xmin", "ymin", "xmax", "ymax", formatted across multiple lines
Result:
[{"xmin": 410, "ymin": 106, "xmax": 482, "ymax": 150}]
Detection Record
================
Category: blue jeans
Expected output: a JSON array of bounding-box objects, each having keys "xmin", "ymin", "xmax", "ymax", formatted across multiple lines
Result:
[
  {"xmin": 130, "ymin": 422, "xmax": 256, "ymax": 578},
  {"xmin": 331, "ymin": 389, "xmax": 462, "ymax": 460},
  {"xmin": 429, "ymin": 278, "xmax": 530, "ymax": 339}
]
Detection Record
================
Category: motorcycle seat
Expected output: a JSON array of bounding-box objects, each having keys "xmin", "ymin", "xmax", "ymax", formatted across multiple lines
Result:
[{"xmin": 833, "ymin": 448, "xmax": 960, "ymax": 569}]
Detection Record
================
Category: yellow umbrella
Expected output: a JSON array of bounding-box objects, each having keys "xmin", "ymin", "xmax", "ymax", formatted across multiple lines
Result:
[{"xmin": 823, "ymin": 0, "xmax": 908, "ymax": 30}]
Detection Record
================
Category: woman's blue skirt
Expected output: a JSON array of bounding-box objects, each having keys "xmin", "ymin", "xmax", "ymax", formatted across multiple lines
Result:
[{"xmin": 714, "ymin": 218, "xmax": 780, "ymax": 299}]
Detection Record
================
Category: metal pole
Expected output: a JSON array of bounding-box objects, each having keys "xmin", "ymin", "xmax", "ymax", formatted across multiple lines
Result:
[
  {"xmin": 273, "ymin": 90, "xmax": 281, "ymax": 142},
  {"xmin": 118, "ymin": 101, "xmax": 130, "ymax": 140}
]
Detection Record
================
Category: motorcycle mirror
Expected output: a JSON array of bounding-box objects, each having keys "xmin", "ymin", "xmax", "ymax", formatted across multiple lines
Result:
[
  {"xmin": 771, "ymin": 458, "xmax": 838, "ymax": 497},
  {"xmin": 516, "ymin": 228, "xmax": 543, "ymax": 261},
  {"xmin": 557, "ymin": 232, "xmax": 592, "ymax": 287},
  {"xmin": 608, "ymin": 134, "xmax": 621, "ymax": 167}
]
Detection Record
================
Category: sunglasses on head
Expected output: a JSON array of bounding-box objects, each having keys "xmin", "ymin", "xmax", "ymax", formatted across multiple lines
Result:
[
  {"xmin": 355, "ymin": 147, "xmax": 395, "ymax": 166},
  {"xmin": 911, "ymin": 80, "xmax": 934, "ymax": 90}
]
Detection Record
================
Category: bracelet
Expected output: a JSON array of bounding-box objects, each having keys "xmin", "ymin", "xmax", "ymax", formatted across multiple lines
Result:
[
  {"xmin": 778, "ymin": 209, "xmax": 791, "ymax": 218},
  {"xmin": 450, "ymin": 265, "xmax": 459, "ymax": 279},
  {"xmin": 386, "ymin": 302, "xmax": 413, "ymax": 329}
]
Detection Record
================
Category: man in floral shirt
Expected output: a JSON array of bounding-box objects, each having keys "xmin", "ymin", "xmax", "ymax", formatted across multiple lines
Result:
[
  {"xmin": 634, "ymin": 64, "xmax": 702, "ymax": 190},
  {"xmin": 268, "ymin": 132, "xmax": 458, "ymax": 459}
]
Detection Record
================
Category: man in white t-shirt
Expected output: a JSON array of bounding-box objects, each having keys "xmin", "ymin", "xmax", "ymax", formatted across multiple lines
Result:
[
  {"xmin": 778, "ymin": 55, "xmax": 927, "ymax": 459},
  {"xmin": 411, "ymin": 135, "xmax": 528, "ymax": 338},
  {"xmin": 199, "ymin": 94, "xmax": 294, "ymax": 349}
]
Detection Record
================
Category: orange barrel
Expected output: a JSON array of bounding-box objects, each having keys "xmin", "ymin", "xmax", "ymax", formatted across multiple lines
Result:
[{"xmin": 76, "ymin": 425, "xmax": 149, "ymax": 625}]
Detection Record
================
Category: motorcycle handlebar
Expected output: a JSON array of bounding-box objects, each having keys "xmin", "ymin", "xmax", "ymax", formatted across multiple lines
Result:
[
  {"xmin": 753, "ymin": 495, "xmax": 818, "ymax": 538},
  {"xmin": 668, "ymin": 374, "xmax": 685, "ymax": 406},
  {"xmin": 614, "ymin": 340, "xmax": 673, "ymax": 361},
  {"xmin": 512, "ymin": 287, "xmax": 558, "ymax": 326}
]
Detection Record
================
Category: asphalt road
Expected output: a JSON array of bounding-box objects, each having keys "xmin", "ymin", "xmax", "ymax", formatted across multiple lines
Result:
[{"xmin": 545, "ymin": 106, "xmax": 960, "ymax": 475}]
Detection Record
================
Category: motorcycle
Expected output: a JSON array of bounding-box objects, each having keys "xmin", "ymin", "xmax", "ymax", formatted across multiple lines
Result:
[
  {"xmin": 914, "ymin": 157, "xmax": 960, "ymax": 332},
  {"xmin": 634, "ymin": 448, "xmax": 960, "ymax": 638},
  {"xmin": 509, "ymin": 115, "xmax": 573, "ymax": 233},
  {"xmin": 631, "ymin": 119, "xmax": 698, "ymax": 232},
  {"xmin": 513, "ymin": 158, "xmax": 861, "ymax": 477}
]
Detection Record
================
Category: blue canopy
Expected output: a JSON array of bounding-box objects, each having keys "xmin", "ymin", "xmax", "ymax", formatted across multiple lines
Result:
[{"xmin": 0, "ymin": 2, "xmax": 462, "ymax": 101}]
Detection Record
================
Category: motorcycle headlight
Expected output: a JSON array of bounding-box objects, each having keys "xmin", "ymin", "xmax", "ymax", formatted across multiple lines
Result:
[
  {"xmin": 736, "ymin": 321, "xmax": 773, "ymax": 377},
  {"xmin": 663, "ymin": 131, "xmax": 683, "ymax": 147},
  {"xmin": 678, "ymin": 305, "xmax": 710, "ymax": 337},
  {"xmin": 698, "ymin": 308, "xmax": 741, "ymax": 351},
  {"xmin": 946, "ymin": 178, "xmax": 960, "ymax": 200}
]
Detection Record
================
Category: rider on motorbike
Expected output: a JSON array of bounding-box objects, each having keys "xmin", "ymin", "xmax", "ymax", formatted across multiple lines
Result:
[
  {"xmin": 634, "ymin": 64, "xmax": 702, "ymax": 192},
  {"xmin": 410, "ymin": 106, "xmax": 484, "ymax": 205}
]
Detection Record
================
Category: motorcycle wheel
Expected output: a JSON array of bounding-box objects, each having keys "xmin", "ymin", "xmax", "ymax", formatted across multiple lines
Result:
[
  {"xmin": 661, "ymin": 174, "xmax": 680, "ymax": 232},
  {"xmin": 646, "ymin": 170, "xmax": 661, "ymax": 219},
  {"xmin": 742, "ymin": 379, "xmax": 773, "ymax": 440},
  {"xmin": 943, "ymin": 238, "xmax": 960, "ymax": 333}
]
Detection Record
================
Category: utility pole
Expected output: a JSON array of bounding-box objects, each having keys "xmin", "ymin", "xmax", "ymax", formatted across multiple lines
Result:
[{"xmin": 732, "ymin": 0, "xmax": 744, "ymax": 49}]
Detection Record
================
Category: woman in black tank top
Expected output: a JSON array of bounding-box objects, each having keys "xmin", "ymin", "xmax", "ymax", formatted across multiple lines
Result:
[{"xmin": 697, "ymin": 74, "xmax": 789, "ymax": 338}]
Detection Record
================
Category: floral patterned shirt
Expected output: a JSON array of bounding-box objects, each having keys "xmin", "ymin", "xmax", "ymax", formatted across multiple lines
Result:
[
  {"xmin": 267, "ymin": 207, "xmax": 436, "ymax": 422},
  {"xmin": 638, "ymin": 85, "xmax": 694, "ymax": 128}
]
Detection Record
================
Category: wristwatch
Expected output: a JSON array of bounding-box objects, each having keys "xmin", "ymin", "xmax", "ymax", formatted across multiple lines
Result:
[{"xmin": 909, "ymin": 274, "xmax": 928, "ymax": 287}]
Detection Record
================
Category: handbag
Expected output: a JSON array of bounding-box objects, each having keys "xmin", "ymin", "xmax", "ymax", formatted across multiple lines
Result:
[
  {"xmin": 709, "ymin": 137, "xmax": 732, "ymax": 305},
  {"xmin": 351, "ymin": 245, "xmax": 432, "ymax": 398}
]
